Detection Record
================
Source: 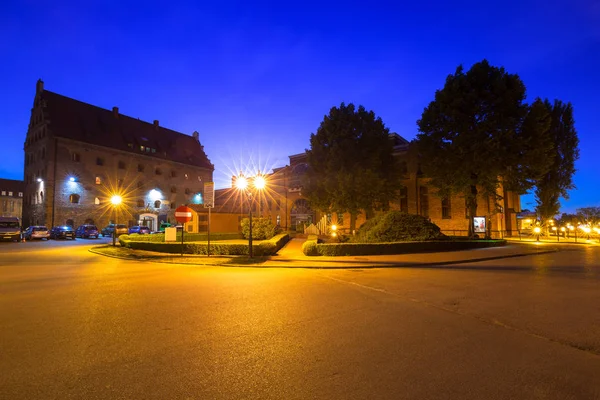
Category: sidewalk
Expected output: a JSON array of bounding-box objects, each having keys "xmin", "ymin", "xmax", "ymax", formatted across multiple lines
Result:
[
  {"xmin": 506, "ymin": 236, "xmax": 600, "ymax": 245},
  {"xmin": 90, "ymin": 238, "xmax": 570, "ymax": 269}
]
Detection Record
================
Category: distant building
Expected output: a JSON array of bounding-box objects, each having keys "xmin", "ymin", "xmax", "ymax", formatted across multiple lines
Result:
[
  {"xmin": 0, "ymin": 178, "xmax": 24, "ymax": 219},
  {"xmin": 22, "ymin": 80, "xmax": 213, "ymax": 230}
]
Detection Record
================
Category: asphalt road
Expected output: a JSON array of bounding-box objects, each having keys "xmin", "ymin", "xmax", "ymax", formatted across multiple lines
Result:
[{"xmin": 1, "ymin": 240, "xmax": 599, "ymax": 399}]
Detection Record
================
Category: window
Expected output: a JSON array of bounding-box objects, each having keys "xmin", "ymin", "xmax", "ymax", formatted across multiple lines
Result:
[
  {"xmin": 137, "ymin": 199, "xmax": 144, "ymax": 207},
  {"xmin": 276, "ymin": 215, "xmax": 281, "ymax": 226},
  {"xmin": 399, "ymin": 186, "xmax": 408, "ymax": 213},
  {"xmin": 198, "ymin": 215, "xmax": 208, "ymax": 222},
  {"xmin": 146, "ymin": 147, "xmax": 151, "ymax": 153},
  {"xmin": 151, "ymin": 148, "xmax": 156, "ymax": 153},
  {"xmin": 337, "ymin": 212, "xmax": 344, "ymax": 226},
  {"xmin": 267, "ymin": 199, "xmax": 272, "ymax": 210},
  {"xmin": 419, "ymin": 186, "xmax": 429, "ymax": 218},
  {"xmin": 118, "ymin": 161, "xmax": 126, "ymax": 169},
  {"xmin": 95, "ymin": 197, "xmax": 100, "ymax": 205},
  {"xmin": 8, "ymin": 192, "xmax": 12, "ymax": 196},
  {"xmin": 72, "ymin": 152, "xmax": 81, "ymax": 162},
  {"xmin": 155, "ymin": 168, "xmax": 162, "ymax": 175},
  {"xmin": 185, "ymin": 174, "xmax": 189, "ymax": 179},
  {"xmin": 96, "ymin": 157, "xmax": 104, "ymax": 166},
  {"xmin": 117, "ymin": 179, "xmax": 123, "ymax": 186},
  {"xmin": 171, "ymin": 171, "xmax": 177, "ymax": 178},
  {"xmin": 170, "ymin": 203, "xmax": 176, "ymax": 209},
  {"xmin": 171, "ymin": 187, "xmax": 177, "ymax": 193},
  {"xmin": 154, "ymin": 200, "xmax": 161, "ymax": 208},
  {"xmin": 185, "ymin": 188, "xmax": 190, "ymax": 195},
  {"xmin": 442, "ymin": 197, "xmax": 452, "ymax": 219},
  {"xmin": 127, "ymin": 143, "xmax": 133, "ymax": 149},
  {"xmin": 138, "ymin": 164, "xmax": 144, "ymax": 172},
  {"xmin": 18, "ymin": 192, "xmax": 23, "ymax": 197},
  {"xmin": 140, "ymin": 145, "xmax": 145, "ymax": 152},
  {"xmin": 1, "ymin": 191, "xmax": 5, "ymax": 196},
  {"xmin": 69, "ymin": 194, "xmax": 80, "ymax": 204},
  {"xmin": 10, "ymin": 200, "xmax": 15, "ymax": 212},
  {"xmin": 95, "ymin": 176, "xmax": 102, "ymax": 185}
]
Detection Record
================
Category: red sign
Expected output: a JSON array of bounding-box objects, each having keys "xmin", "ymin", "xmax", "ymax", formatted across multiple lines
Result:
[{"xmin": 175, "ymin": 205, "xmax": 193, "ymax": 223}]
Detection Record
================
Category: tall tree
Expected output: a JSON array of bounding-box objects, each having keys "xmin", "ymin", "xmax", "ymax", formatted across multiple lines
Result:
[
  {"xmin": 576, "ymin": 207, "xmax": 600, "ymax": 226},
  {"xmin": 305, "ymin": 103, "xmax": 400, "ymax": 231},
  {"xmin": 416, "ymin": 60, "xmax": 552, "ymax": 236},
  {"xmin": 534, "ymin": 100, "xmax": 580, "ymax": 221}
]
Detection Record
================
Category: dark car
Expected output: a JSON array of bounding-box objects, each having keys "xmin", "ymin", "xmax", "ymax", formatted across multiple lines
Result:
[
  {"xmin": 128, "ymin": 226, "xmax": 151, "ymax": 235},
  {"xmin": 50, "ymin": 226, "xmax": 75, "ymax": 240},
  {"xmin": 75, "ymin": 224, "xmax": 99, "ymax": 239},
  {"xmin": 23, "ymin": 226, "xmax": 50, "ymax": 240},
  {"xmin": 101, "ymin": 224, "xmax": 128, "ymax": 237}
]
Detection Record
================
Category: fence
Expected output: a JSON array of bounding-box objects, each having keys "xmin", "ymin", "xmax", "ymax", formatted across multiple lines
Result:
[{"xmin": 440, "ymin": 230, "xmax": 510, "ymax": 239}]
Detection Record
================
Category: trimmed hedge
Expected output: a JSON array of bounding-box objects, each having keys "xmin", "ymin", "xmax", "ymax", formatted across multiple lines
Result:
[
  {"xmin": 241, "ymin": 217, "xmax": 276, "ymax": 240},
  {"xmin": 120, "ymin": 233, "xmax": 290, "ymax": 256},
  {"xmin": 120, "ymin": 232, "xmax": 243, "ymax": 243},
  {"xmin": 302, "ymin": 239, "xmax": 506, "ymax": 256},
  {"xmin": 354, "ymin": 211, "xmax": 444, "ymax": 243}
]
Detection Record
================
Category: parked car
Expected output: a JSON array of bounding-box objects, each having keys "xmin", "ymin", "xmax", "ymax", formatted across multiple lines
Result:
[
  {"xmin": 24, "ymin": 226, "xmax": 50, "ymax": 240},
  {"xmin": 50, "ymin": 226, "xmax": 75, "ymax": 240},
  {"xmin": 159, "ymin": 222, "xmax": 172, "ymax": 232},
  {"xmin": 128, "ymin": 226, "xmax": 151, "ymax": 235},
  {"xmin": 0, "ymin": 216, "xmax": 21, "ymax": 241},
  {"xmin": 101, "ymin": 224, "xmax": 128, "ymax": 237},
  {"xmin": 75, "ymin": 224, "xmax": 99, "ymax": 239}
]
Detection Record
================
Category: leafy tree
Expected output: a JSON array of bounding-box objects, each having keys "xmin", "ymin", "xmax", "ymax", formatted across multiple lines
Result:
[
  {"xmin": 576, "ymin": 207, "xmax": 600, "ymax": 226},
  {"xmin": 416, "ymin": 60, "xmax": 552, "ymax": 236},
  {"xmin": 534, "ymin": 100, "xmax": 580, "ymax": 220},
  {"xmin": 305, "ymin": 103, "xmax": 400, "ymax": 231}
]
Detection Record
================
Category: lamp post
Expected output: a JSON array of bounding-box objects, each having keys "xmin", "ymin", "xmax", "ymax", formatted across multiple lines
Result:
[
  {"xmin": 111, "ymin": 195, "xmax": 122, "ymax": 246},
  {"xmin": 533, "ymin": 226, "xmax": 541, "ymax": 242},
  {"xmin": 234, "ymin": 173, "xmax": 267, "ymax": 258}
]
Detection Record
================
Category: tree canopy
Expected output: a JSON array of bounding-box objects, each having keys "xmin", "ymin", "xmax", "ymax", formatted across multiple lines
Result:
[
  {"xmin": 305, "ymin": 103, "xmax": 400, "ymax": 230},
  {"xmin": 534, "ymin": 100, "xmax": 579, "ymax": 220},
  {"xmin": 416, "ymin": 59, "xmax": 555, "ymax": 235}
]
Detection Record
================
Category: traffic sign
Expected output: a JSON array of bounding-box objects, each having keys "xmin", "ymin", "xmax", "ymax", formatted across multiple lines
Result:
[
  {"xmin": 204, "ymin": 182, "xmax": 215, "ymax": 208},
  {"xmin": 175, "ymin": 205, "xmax": 193, "ymax": 223}
]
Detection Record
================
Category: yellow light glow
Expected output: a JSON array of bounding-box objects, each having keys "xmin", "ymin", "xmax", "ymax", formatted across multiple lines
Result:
[
  {"xmin": 331, "ymin": 224, "xmax": 337, "ymax": 231},
  {"xmin": 551, "ymin": 226, "xmax": 557, "ymax": 231},
  {"xmin": 569, "ymin": 226, "xmax": 574, "ymax": 231},
  {"xmin": 560, "ymin": 227, "xmax": 566, "ymax": 232},
  {"xmin": 331, "ymin": 232, "xmax": 337, "ymax": 237},
  {"xmin": 235, "ymin": 176, "xmax": 248, "ymax": 190},
  {"xmin": 524, "ymin": 219, "xmax": 532, "ymax": 223},
  {"xmin": 111, "ymin": 195, "xmax": 122, "ymax": 206},
  {"xmin": 533, "ymin": 227, "xmax": 541, "ymax": 234},
  {"xmin": 253, "ymin": 175, "xmax": 266, "ymax": 190},
  {"xmin": 583, "ymin": 227, "xmax": 591, "ymax": 234}
]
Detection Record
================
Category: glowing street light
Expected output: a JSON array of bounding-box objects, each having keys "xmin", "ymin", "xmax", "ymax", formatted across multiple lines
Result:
[
  {"xmin": 36, "ymin": 178, "xmax": 43, "ymax": 183},
  {"xmin": 233, "ymin": 173, "xmax": 268, "ymax": 258},
  {"xmin": 533, "ymin": 226, "xmax": 541, "ymax": 242},
  {"xmin": 110, "ymin": 194, "xmax": 123, "ymax": 246}
]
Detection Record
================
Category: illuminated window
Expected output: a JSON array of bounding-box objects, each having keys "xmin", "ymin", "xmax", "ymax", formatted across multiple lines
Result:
[
  {"xmin": 94, "ymin": 197, "xmax": 100, "ymax": 205},
  {"xmin": 140, "ymin": 145, "xmax": 145, "ymax": 151},
  {"xmin": 18, "ymin": 192, "xmax": 23, "ymax": 197},
  {"xmin": 8, "ymin": 192, "xmax": 12, "ymax": 196},
  {"xmin": 95, "ymin": 176, "xmax": 101, "ymax": 185},
  {"xmin": 69, "ymin": 194, "xmax": 80, "ymax": 204},
  {"xmin": 276, "ymin": 215, "xmax": 281, "ymax": 226},
  {"xmin": 72, "ymin": 152, "xmax": 81, "ymax": 162},
  {"xmin": 337, "ymin": 212, "xmax": 344, "ymax": 226}
]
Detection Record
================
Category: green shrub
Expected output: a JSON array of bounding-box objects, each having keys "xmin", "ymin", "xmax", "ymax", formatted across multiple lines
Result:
[
  {"xmin": 241, "ymin": 217, "xmax": 276, "ymax": 240},
  {"xmin": 314, "ymin": 240, "xmax": 506, "ymax": 256},
  {"xmin": 124, "ymin": 233, "xmax": 290, "ymax": 256},
  {"xmin": 122, "ymin": 232, "xmax": 242, "ymax": 243},
  {"xmin": 355, "ymin": 211, "xmax": 443, "ymax": 243},
  {"xmin": 302, "ymin": 237, "xmax": 319, "ymax": 256}
]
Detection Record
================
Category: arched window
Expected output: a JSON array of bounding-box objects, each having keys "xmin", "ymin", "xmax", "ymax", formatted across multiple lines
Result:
[
  {"xmin": 154, "ymin": 200, "xmax": 161, "ymax": 208},
  {"xmin": 40, "ymin": 191, "xmax": 44, "ymax": 203},
  {"xmin": 94, "ymin": 197, "xmax": 100, "ymax": 205},
  {"xmin": 69, "ymin": 194, "xmax": 80, "ymax": 204}
]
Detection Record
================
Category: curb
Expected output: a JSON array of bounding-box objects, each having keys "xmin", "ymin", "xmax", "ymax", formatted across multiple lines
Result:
[{"xmin": 89, "ymin": 246, "xmax": 562, "ymax": 269}]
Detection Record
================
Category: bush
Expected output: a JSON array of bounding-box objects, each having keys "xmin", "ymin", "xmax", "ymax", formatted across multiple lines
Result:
[
  {"xmin": 302, "ymin": 240, "xmax": 319, "ymax": 256},
  {"xmin": 122, "ymin": 232, "xmax": 242, "ymax": 243},
  {"xmin": 314, "ymin": 240, "xmax": 506, "ymax": 256},
  {"xmin": 241, "ymin": 217, "xmax": 276, "ymax": 240},
  {"xmin": 122, "ymin": 233, "xmax": 290, "ymax": 256},
  {"xmin": 355, "ymin": 211, "xmax": 444, "ymax": 243}
]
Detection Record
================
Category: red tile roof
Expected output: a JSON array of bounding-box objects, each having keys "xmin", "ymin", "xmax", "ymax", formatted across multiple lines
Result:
[{"xmin": 40, "ymin": 90, "xmax": 213, "ymax": 170}]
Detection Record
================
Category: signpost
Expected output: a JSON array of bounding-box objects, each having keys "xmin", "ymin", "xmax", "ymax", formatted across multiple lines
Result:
[
  {"xmin": 204, "ymin": 182, "xmax": 215, "ymax": 257},
  {"xmin": 175, "ymin": 205, "xmax": 193, "ymax": 256}
]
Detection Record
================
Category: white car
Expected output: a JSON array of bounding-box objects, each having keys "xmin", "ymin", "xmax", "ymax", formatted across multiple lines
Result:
[{"xmin": 24, "ymin": 226, "xmax": 50, "ymax": 240}]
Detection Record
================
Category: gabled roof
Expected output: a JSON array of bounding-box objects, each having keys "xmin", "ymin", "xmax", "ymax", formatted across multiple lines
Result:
[
  {"xmin": 38, "ymin": 89, "xmax": 213, "ymax": 170},
  {"xmin": 0, "ymin": 179, "xmax": 24, "ymax": 196}
]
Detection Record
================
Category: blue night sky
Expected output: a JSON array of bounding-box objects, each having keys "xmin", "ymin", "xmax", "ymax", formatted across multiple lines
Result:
[{"xmin": 1, "ymin": 0, "xmax": 599, "ymax": 212}]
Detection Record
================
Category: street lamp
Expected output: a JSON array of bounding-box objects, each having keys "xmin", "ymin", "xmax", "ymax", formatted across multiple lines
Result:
[
  {"xmin": 234, "ymin": 173, "xmax": 267, "ymax": 258},
  {"xmin": 533, "ymin": 226, "xmax": 541, "ymax": 242},
  {"xmin": 111, "ymin": 195, "xmax": 122, "ymax": 246}
]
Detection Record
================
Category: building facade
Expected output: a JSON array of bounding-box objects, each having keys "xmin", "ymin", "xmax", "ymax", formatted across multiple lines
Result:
[
  {"xmin": 187, "ymin": 133, "xmax": 521, "ymax": 238},
  {"xmin": 0, "ymin": 179, "xmax": 24, "ymax": 219},
  {"xmin": 22, "ymin": 80, "xmax": 214, "ymax": 230}
]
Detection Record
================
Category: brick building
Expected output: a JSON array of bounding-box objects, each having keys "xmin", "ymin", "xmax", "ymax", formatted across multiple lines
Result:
[
  {"xmin": 22, "ymin": 80, "xmax": 213, "ymax": 230},
  {"xmin": 0, "ymin": 178, "xmax": 24, "ymax": 219},
  {"xmin": 187, "ymin": 133, "xmax": 521, "ymax": 237}
]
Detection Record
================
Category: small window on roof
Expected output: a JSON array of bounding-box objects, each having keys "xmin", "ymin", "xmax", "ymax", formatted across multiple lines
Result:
[
  {"xmin": 18, "ymin": 192, "xmax": 23, "ymax": 197},
  {"xmin": 95, "ymin": 197, "xmax": 100, "ymax": 205},
  {"xmin": 8, "ymin": 192, "xmax": 12, "ymax": 196},
  {"xmin": 95, "ymin": 176, "xmax": 101, "ymax": 185},
  {"xmin": 151, "ymin": 148, "xmax": 156, "ymax": 153}
]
